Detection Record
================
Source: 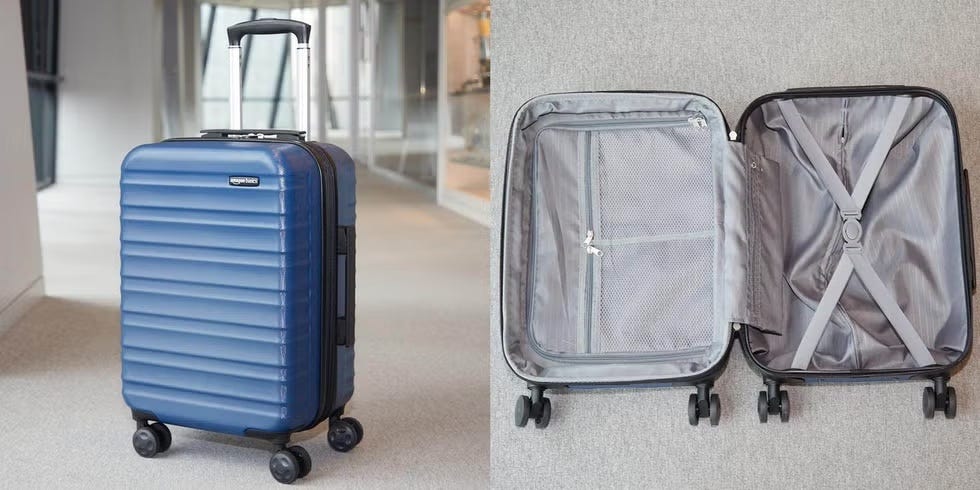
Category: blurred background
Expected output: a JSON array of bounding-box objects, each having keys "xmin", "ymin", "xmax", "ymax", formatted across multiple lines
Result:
[
  {"xmin": 23, "ymin": 0, "xmax": 491, "ymax": 222},
  {"xmin": 0, "ymin": 0, "xmax": 491, "ymax": 485}
]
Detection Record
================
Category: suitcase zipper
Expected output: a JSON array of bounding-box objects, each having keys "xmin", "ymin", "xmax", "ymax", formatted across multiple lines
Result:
[
  {"xmin": 583, "ymin": 132, "xmax": 595, "ymax": 353},
  {"xmin": 536, "ymin": 113, "xmax": 707, "ymax": 134},
  {"xmin": 296, "ymin": 140, "xmax": 342, "ymax": 428},
  {"xmin": 530, "ymin": 343, "xmax": 714, "ymax": 363},
  {"xmin": 578, "ymin": 114, "xmax": 704, "ymax": 357},
  {"xmin": 583, "ymin": 230, "xmax": 603, "ymax": 257}
]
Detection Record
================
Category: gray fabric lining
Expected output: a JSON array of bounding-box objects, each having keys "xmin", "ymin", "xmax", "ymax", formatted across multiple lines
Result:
[
  {"xmin": 501, "ymin": 91, "xmax": 969, "ymax": 384},
  {"xmin": 501, "ymin": 93, "xmax": 735, "ymax": 384},
  {"xmin": 730, "ymin": 149, "xmax": 787, "ymax": 334},
  {"xmin": 742, "ymin": 95, "xmax": 969, "ymax": 371}
]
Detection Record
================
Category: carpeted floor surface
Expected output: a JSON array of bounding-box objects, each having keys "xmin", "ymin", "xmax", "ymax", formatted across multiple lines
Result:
[{"xmin": 0, "ymin": 171, "xmax": 490, "ymax": 488}]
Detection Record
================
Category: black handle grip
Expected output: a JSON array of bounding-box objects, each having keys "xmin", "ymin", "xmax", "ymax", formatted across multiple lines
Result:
[
  {"xmin": 336, "ymin": 226, "xmax": 356, "ymax": 347},
  {"xmin": 227, "ymin": 18, "xmax": 311, "ymax": 46}
]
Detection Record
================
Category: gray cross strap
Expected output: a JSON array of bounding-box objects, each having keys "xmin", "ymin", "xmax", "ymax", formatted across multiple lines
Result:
[{"xmin": 776, "ymin": 97, "xmax": 936, "ymax": 370}]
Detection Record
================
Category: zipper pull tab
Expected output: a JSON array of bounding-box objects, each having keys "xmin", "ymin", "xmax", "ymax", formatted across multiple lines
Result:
[
  {"xmin": 583, "ymin": 230, "xmax": 603, "ymax": 257},
  {"xmin": 688, "ymin": 113, "xmax": 707, "ymax": 129}
]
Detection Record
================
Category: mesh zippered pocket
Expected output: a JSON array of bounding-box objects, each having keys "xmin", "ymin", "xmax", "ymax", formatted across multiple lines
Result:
[
  {"xmin": 585, "ymin": 121, "xmax": 718, "ymax": 356},
  {"xmin": 592, "ymin": 237, "xmax": 715, "ymax": 354},
  {"xmin": 526, "ymin": 115, "xmax": 719, "ymax": 360},
  {"xmin": 593, "ymin": 125, "xmax": 714, "ymax": 240}
]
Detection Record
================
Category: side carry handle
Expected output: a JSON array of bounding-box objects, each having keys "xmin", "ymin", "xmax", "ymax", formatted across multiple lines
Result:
[
  {"xmin": 336, "ymin": 227, "xmax": 356, "ymax": 347},
  {"xmin": 227, "ymin": 18, "xmax": 311, "ymax": 135},
  {"xmin": 964, "ymin": 169, "xmax": 976, "ymax": 292}
]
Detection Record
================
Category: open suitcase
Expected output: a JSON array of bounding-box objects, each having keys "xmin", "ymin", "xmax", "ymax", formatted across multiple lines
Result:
[
  {"xmin": 500, "ymin": 86, "xmax": 973, "ymax": 428},
  {"xmin": 120, "ymin": 19, "xmax": 361, "ymax": 484}
]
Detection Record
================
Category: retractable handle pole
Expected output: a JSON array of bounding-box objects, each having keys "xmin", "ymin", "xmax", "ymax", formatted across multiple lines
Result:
[{"xmin": 227, "ymin": 19, "xmax": 312, "ymax": 135}]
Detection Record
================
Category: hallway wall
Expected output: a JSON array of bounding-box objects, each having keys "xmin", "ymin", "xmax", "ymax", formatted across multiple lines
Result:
[
  {"xmin": 0, "ymin": 0, "xmax": 44, "ymax": 333},
  {"xmin": 57, "ymin": 0, "xmax": 160, "ymax": 183}
]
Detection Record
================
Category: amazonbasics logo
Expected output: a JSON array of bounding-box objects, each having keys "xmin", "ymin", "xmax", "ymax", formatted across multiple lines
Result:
[{"xmin": 229, "ymin": 176, "xmax": 260, "ymax": 187}]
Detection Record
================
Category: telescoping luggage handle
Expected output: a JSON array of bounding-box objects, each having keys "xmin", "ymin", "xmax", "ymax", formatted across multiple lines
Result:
[{"xmin": 227, "ymin": 19, "xmax": 311, "ymax": 136}]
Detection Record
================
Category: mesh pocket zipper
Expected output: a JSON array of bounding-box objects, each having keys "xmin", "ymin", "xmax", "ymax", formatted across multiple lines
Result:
[{"xmin": 539, "ymin": 113, "xmax": 707, "ymax": 134}]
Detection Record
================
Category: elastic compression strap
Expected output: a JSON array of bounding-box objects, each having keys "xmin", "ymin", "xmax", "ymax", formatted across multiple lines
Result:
[{"xmin": 776, "ymin": 97, "xmax": 934, "ymax": 369}]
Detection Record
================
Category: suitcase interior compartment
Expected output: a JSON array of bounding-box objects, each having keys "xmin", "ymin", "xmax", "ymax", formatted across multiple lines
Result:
[
  {"xmin": 502, "ymin": 93, "xmax": 732, "ymax": 384},
  {"xmin": 739, "ymin": 93, "xmax": 970, "ymax": 372}
]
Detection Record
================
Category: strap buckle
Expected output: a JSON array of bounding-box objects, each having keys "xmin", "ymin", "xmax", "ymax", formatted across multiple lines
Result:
[{"xmin": 840, "ymin": 213, "xmax": 863, "ymax": 250}]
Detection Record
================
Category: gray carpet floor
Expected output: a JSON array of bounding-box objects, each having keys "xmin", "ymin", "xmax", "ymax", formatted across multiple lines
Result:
[
  {"xmin": 0, "ymin": 171, "xmax": 490, "ymax": 488},
  {"xmin": 489, "ymin": 1, "xmax": 980, "ymax": 488}
]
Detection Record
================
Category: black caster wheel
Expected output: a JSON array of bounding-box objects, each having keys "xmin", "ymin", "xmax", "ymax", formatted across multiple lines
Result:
[
  {"xmin": 688, "ymin": 393, "xmax": 699, "ymax": 426},
  {"xmin": 534, "ymin": 398, "xmax": 552, "ymax": 429},
  {"xmin": 288, "ymin": 446, "xmax": 312, "ymax": 479},
  {"xmin": 515, "ymin": 395, "xmax": 531, "ymax": 427},
  {"xmin": 923, "ymin": 386, "xmax": 936, "ymax": 419},
  {"xmin": 132, "ymin": 426, "xmax": 162, "ymax": 458},
  {"xmin": 944, "ymin": 387, "xmax": 957, "ymax": 419},
  {"xmin": 757, "ymin": 391, "xmax": 769, "ymax": 423},
  {"xmin": 778, "ymin": 390, "xmax": 790, "ymax": 423},
  {"xmin": 341, "ymin": 417, "xmax": 364, "ymax": 444},
  {"xmin": 708, "ymin": 393, "xmax": 721, "ymax": 426},
  {"xmin": 270, "ymin": 449, "xmax": 301, "ymax": 484},
  {"xmin": 149, "ymin": 423, "xmax": 172, "ymax": 453},
  {"xmin": 328, "ymin": 418, "xmax": 360, "ymax": 452}
]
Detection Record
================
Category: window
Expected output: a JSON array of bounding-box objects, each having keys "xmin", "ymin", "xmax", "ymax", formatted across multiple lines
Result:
[{"xmin": 20, "ymin": 0, "xmax": 59, "ymax": 189}]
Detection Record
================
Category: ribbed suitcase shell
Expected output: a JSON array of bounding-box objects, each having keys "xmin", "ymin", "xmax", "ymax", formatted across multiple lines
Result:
[{"xmin": 120, "ymin": 139, "xmax": 341, "ymax": 436}]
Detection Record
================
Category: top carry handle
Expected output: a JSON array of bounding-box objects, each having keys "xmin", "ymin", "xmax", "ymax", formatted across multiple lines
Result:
[{"xmin": 227, "ymin": 18, "xmax": 311, "ymax": 135}]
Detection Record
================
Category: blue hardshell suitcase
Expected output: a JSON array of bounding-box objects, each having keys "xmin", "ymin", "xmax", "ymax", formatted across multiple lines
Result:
[{"xmin": 120, "ymin": 19, "xmax": 361, "ymax": 484}]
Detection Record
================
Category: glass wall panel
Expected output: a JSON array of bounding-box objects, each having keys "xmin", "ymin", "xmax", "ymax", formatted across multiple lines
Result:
[
  {"xmin": 440, "ymin": 0, "xmax": 491, "ymax": 220},
  {"xmin": 200, "ymin": 5, "xmax": 252, "ymax": 129},
  {"xmin": 371, "ymin": 0, "xmax": 439, "ymax": 187},
  {"xmin": 293, "ymin": 5, "xmax": 353, "ymax": 146}
]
